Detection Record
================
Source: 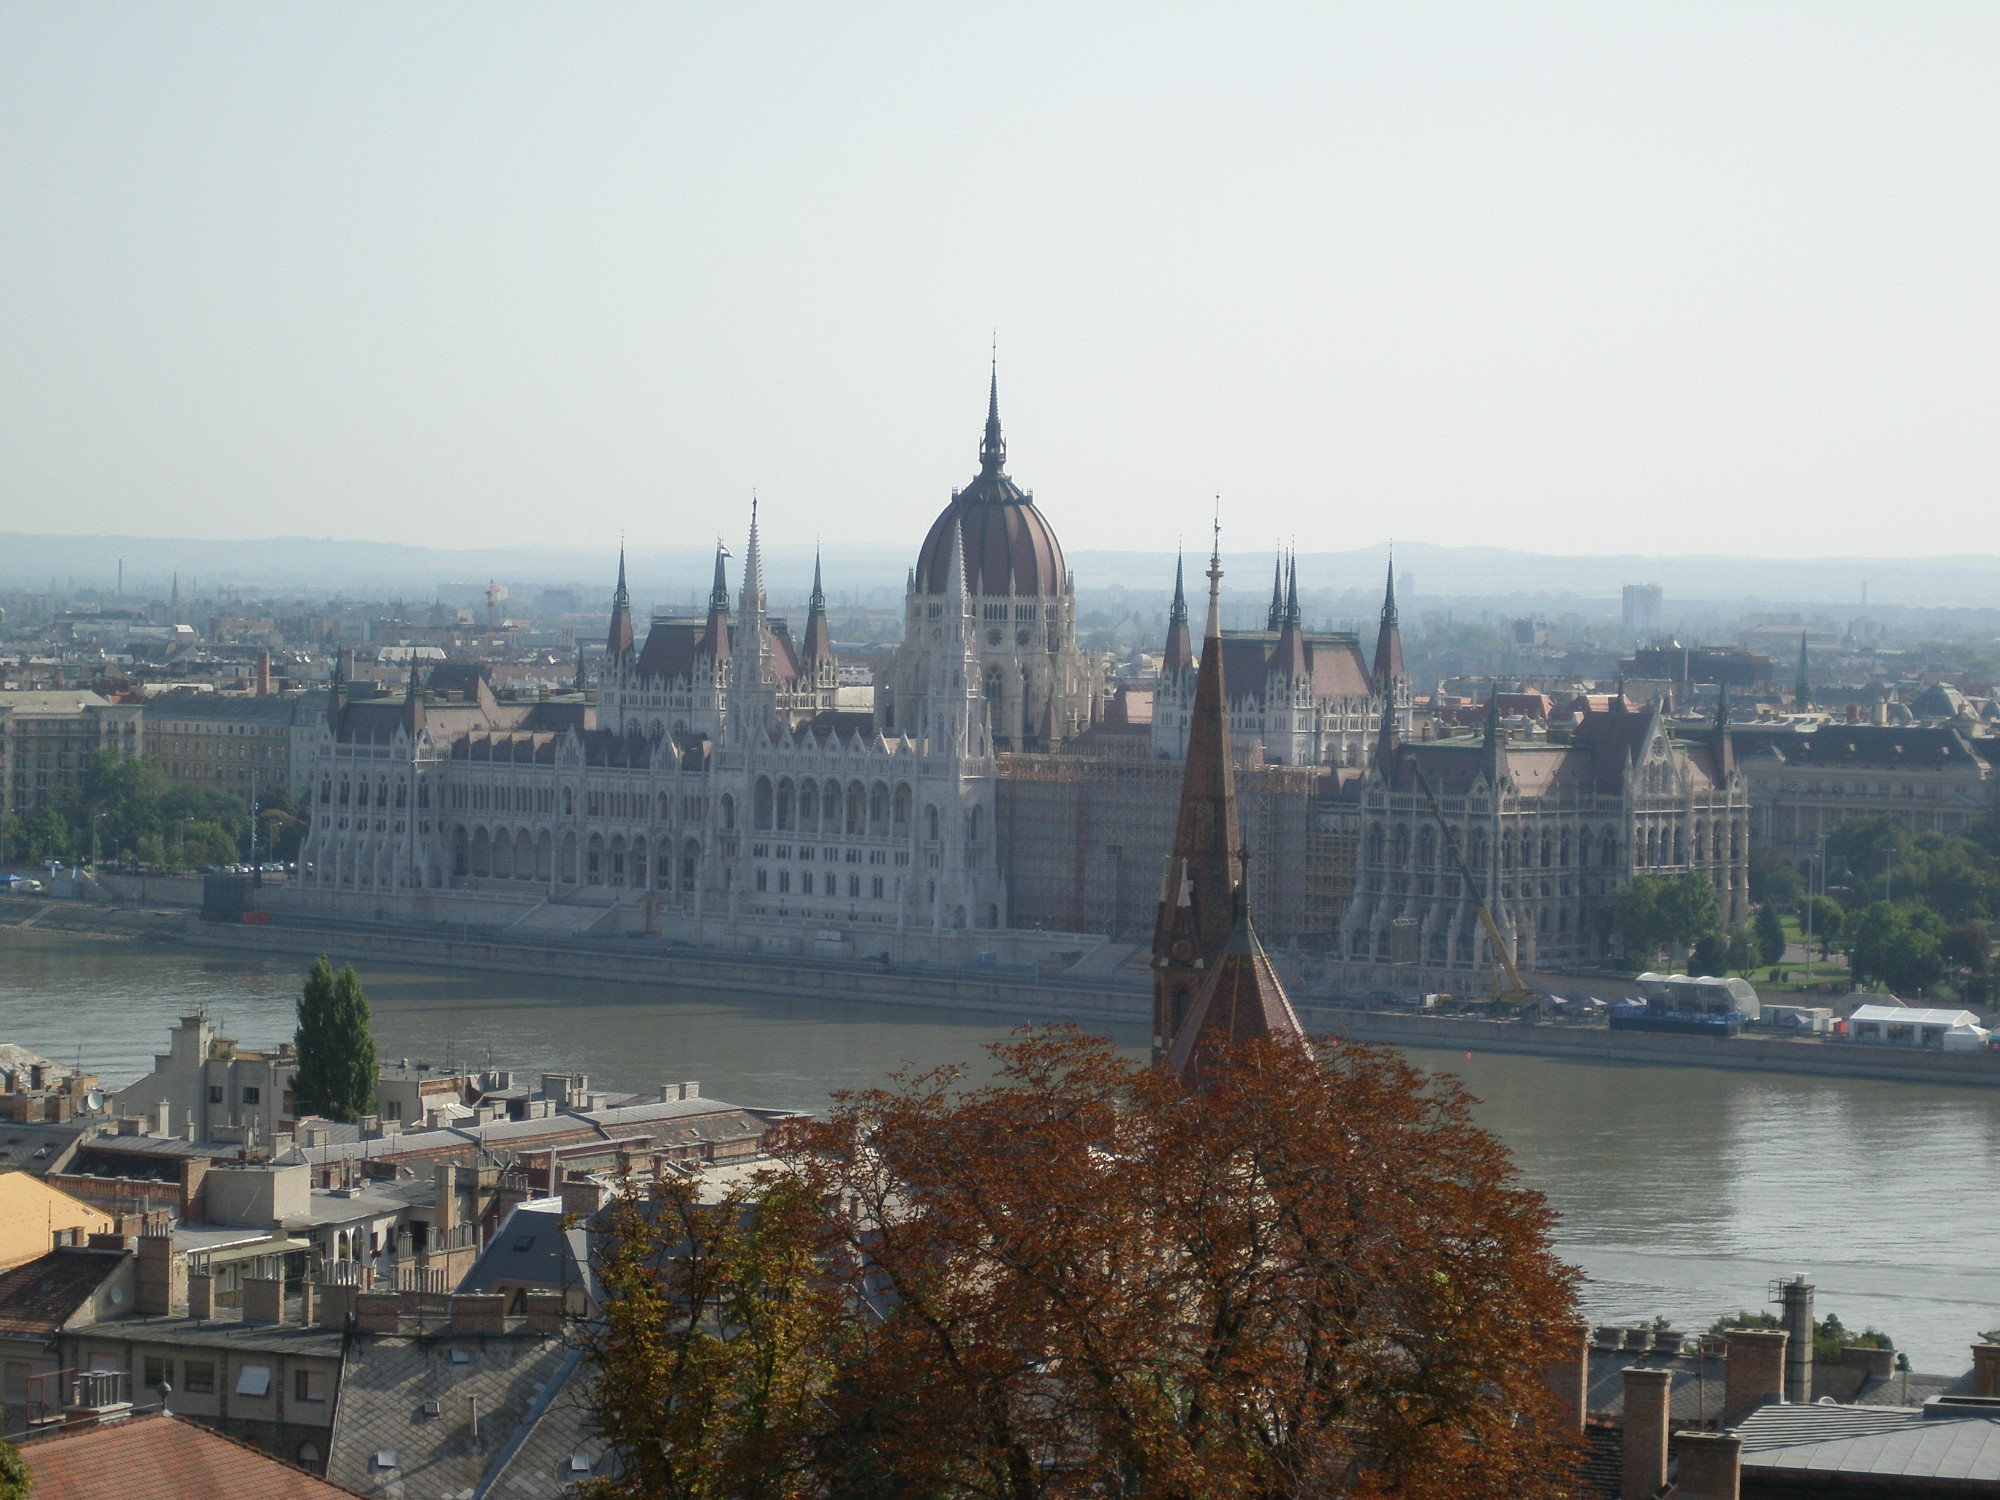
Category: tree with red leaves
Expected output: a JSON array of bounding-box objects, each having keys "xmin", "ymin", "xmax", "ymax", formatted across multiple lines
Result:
[{"xmin": 582, "ymin": 1027, "xmax": 1583, "ymax": 1500}]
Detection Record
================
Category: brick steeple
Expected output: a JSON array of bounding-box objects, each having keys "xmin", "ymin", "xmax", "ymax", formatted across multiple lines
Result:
[{"xmin": 1152, "ymin": 524, "xmax": 1243, "ymax": 1061}]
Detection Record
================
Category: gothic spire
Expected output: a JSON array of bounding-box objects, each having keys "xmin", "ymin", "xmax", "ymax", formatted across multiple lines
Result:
[
  {"xmin": 1152, "ymin": 521, "xmax": 1243, "ymax": 1062},
  {"xmin": 701, "ymin": 539, "xmax": 732, "ymax": 666},
  {"xmin": 1795, "ymin": 630, "xmax": 1811, "ymax": 711},
  {"xmin": 1372, "ymin": 554, "xmax": 1405, "ymax": 686},
  {"xmin": 606, "ymin": 546, "xmax": 635, "ymax": 660},
  {"xmin": 1713, "ymin": 679, "xmax": 1735, "ymax": 779},
  {"xmin": 801, "ymin": 547, "xmax": 833, "ymax": 669},
  {"xmin": 1266, "ymin": 552, "xmax": 1284, "ymax": 631},
  {"xmin": 739, "ymin": 499, "xmax": 766, "ymax": 622},
  {"xmin": 1272, "ymin": 551, "xmax": 1307, "ymax": 679},
  {"xmin": 1163, "ymin": 847, "xmax": 1307, "ymax": 1089},
  {"xmin": 1162, "ymin": 550, "xmax": 1193, "ymax": 676},
  {"xmin": 979, "ymin": 360, "xmax": 1006, "ymax": 475},
  {"xmin": 1283, "ymin": 552, "xmax": 1301, "ymax": 626}
]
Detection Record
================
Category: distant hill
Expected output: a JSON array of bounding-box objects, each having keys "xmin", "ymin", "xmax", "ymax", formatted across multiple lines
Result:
[{"xmin": 4, "ymin": 531, "xmax": 1998, "ymax": 611}]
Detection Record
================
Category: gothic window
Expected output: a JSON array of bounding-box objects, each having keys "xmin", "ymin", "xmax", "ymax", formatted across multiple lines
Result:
[
  {"xmin": 926, "ymin": 804, "xmax": 941, "ymax": 842},
  {"xmin": 681, "ymin": 839, "xmax": 700, "ymax": 893},
  {"xmin": 893, "ymin": 783, "xmax": 912, "ymax": 831},
  {"xmin": 720, "ymin": 793, "xmax": 735, "ymax": 831}
]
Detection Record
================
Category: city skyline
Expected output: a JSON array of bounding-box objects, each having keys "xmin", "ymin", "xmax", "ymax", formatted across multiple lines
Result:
[{"xmin": 3, "ymin": 6, "xmax": 1998, "ymax": 557}]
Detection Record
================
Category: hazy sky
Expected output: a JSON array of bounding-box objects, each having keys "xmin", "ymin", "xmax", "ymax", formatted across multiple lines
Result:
[{"xmin": 3, "ymin": 5, "xmax": 1997, "ymax": 560}]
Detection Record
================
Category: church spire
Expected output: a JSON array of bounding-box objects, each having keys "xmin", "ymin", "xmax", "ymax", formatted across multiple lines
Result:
[
  {"xmin": 1372, "ymin": 554, "xmax": 1404, "ymax": 687},
  {"xmin": 979, "ymin": 360, "xmax": 1006, "ymax": 475},
  {"xmin": 1162, "ymin": 845, "xmax": 1307, "ymax": 1089},
  {"xmin": 1162, "ymin": 550, "xmax": 1193, "ymax": 676},
  {"xmin": 801, "ymin": 547, "xmax": 834, "ymax": 674},
  {"xmin": 1283, "ymin": 552, "xmax": 1301, "ymax": 627},
  {"xmin": 606, "ymin": 547, "xmax": 635, "ymax": 660},
  {"xmin": 1795, "ymin": 631, "xmax": 1811, "ymax": 711},
  {"xmin": 739, "ymin": 499, "xmax": 766, "ymax": 623},
  {"xmin": 701, "ymin": 540, "xmax": 731, "ymax": 666},
  {"xmin": 1152, "ymin": 521, "xmax": 1243, "ymax": 1063},
  {"xmin": 1266, "ymin": 552, "xmax": 1285, "ymax": 631}
]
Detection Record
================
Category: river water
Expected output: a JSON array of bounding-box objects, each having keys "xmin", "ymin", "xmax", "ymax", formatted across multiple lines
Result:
[{"xmin": 4, "ymin": 929, "xmax": 1995, "ymax": 1371}]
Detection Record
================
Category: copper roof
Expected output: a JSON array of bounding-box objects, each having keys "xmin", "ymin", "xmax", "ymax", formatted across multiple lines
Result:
[
  {"xmin": 1164, "ymin": 906, "xmax": 1308, "ymax": 1086},
  {"xmin": 913, "ymin": 373, "xmax": 1066, "ymax": 598}
]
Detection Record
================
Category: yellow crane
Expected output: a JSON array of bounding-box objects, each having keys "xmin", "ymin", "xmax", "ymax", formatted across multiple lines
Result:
[{"xmin": 1407, "ymin": 761, "xmax": 1541, "ymax": 1012}]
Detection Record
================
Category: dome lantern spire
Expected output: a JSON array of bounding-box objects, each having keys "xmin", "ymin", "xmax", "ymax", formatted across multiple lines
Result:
[{"xmin": 979, "ymin": 358, "xmax": 1006, "ymax": 475}]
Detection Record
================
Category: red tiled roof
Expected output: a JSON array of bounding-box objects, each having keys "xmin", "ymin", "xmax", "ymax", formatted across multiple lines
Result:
[{"xmin": 21, "ymin": 1411, "xmax": 359, "ymax": 1499}]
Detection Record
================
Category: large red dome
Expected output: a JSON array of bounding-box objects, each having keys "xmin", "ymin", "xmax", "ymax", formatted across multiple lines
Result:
[{"xmin": 913, "ymin": 374, "xmax": 1067, "ymax": 599}]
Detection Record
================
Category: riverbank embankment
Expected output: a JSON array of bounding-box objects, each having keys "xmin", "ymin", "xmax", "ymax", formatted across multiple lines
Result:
[{"xmin": 16, "ymin": 897, "xmax": 2000, "ymax": 1090}]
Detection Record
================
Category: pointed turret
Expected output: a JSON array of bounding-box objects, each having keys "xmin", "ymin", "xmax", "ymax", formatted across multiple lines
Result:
[
  {"xmin": 1161, "ymin": 551, "xmax": 1193, "ymax": 676},
  {"xmin": 1371, "ymin": 556, "xmax": 1404, "ymax": 687},
  {"xmin": 606, "ymin": 547, "xmax": 635, "ymax": 660},
  {"xmin": 1481, "ymin": 686, "xmax": 1506, "ymax": 788},
  {"xmin": 1795, "ymin": 631, "xmax": 1811, "ymax": 711},
  {"xmin": 1713, "ymin": 680, "xmax": 1735, "ymax": 780},
  {"xmin": 1272, "ymin": 552, "xmax": 1307, "ymax": 679},
  {"xmin": 1163, "ymin": 863, "xmax": 1307, "ymax": 1089},
  {"xmin": 739, "ymin": 500, "xmax": 767, "ymax": 624},
  {"xmin": 402, "ymin": 657, "xmax": 425, "ymax": 737},
  {"xmin": 574, "ymin": 645, "xmax": 589, "ymax": 695},
  {"xmin": 1152, "ymin": 524, "xmax": 1244, "ymax": 1062},
  {"xmin": 800, "ymin": 549, "xmax": 834, "ymax": 677},
  {"xmin": 1266, "ymin": 553, "xmax": 1285, "ymax": 631},
  {"xmin": 326, "ymin": 648, "xmax": 347, "ymax": 729},
  {"xmin": 701, "ymin": 542, "xmax": 731, "ymax": 666}
]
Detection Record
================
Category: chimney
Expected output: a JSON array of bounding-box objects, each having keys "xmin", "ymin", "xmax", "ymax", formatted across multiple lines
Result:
[
  {"xmin": 154, "ymin": 1100, "xmax": 171, "ymax": 1138},
  {"xmin": 1672, "ymin": 1430, "xmax": 1743, "ymax": 1500},
  {"xmin": 255, "ymin": 649, "xmax": 271, "ymax": 697},
  {"xmin": 1842, "ymin": 1345, "xmax": 1895, "ymax": 1381},
  {"xmin": 188, "ymin": 1272, "xmax": 214, "ymax": 1319},
  {"xmin": 354, "ymin": 1291, "xmax": 404, "ymax": 1334},
  {"xmin": 1723, "ymin": 1329, "xmax": 1788, "ymax": 1425},
  {"xmin": 1621, "ymin": 1367, "xmax": 1672, "ymax": 1500},
  {"xmin": 1972, "ymin": 1343, "xmax": 2000, "ymax": 1397},
  {"xmin": 523, "ymin": 1290, "xmax": 566, "ymax": 1335},
  {"xmin": 1778, "ymin": 1275, "xmax": 1814, "ymax": 1404},
  {"xmin": 435, "ymin": 1162, "xmax": 460, "ymax": 1238},
  {"xmin": 559, "ymin": 1175, "xmax": 608, "ymax": 1220},
  {"xmin": 1541, "ymin": 1322, "xmax": 1590, "ymax": 1439},
  {"xmin": 242, "ymin": 1276, "xmax": 286, "ymax": 1325},
  {"xmin": 449, "ymin": 1293, "xmax": 508, "ymax": 1335},
  {"xmin": 313, "ymin": 1281, "xmax": 356, "ymax": 1328},
  {"xmin": 134, "ymin": 1233, "xmax": 186, "ymax": 1317}
]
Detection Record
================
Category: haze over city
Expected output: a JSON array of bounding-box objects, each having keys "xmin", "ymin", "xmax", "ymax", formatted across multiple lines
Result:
[{"xmin": 4, "ymin": 4, "xmax": 1999, "ymax": 557}]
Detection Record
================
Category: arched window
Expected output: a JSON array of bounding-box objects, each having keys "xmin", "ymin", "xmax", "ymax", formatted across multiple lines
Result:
[
  {"xmin": 776, "ymin": 779, "xmax": 795, "ymax": 831},
  {"xmin": 681, "ymin": 838, "xmax": 700, "ymax": 893},
  {"xmin": 893, "ymin": 784, "xmax": 912, "ymax": 831},
  {"xmin": 968, "ymin": 805, "xmax": 985, "ymax": 847},
  {"xmin": 753, "ymin": 778, "xmax": 774, "ymax": 831},
  {"xmin": 720, "ymin": 793, "xmax": 736, "ymax": 831},
  {"xmin": 926, "ymin": 804, "xmax": 941, "ymax": 842},
  {"xmin": 800, "ymin": 780, "xmax": 818, "ymax": 829},
  {"xmin": 869, "ymin": 783, "xmax": 889, "ymax": 836}
]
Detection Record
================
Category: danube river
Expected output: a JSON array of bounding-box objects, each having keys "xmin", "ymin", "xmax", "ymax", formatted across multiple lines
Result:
[{"xmin": 4, "ymin": 929, "xmax": 1995, "ymax": 1370}]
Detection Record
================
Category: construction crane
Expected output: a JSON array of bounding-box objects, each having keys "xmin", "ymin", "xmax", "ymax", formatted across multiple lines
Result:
[{"xmin": 1406, "ymin": 760, "xmax": 1541, "ymax": 1013}]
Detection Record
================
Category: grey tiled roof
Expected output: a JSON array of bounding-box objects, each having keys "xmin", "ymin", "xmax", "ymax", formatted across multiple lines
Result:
[
  {"xmin": 327, "ymin": 1331, "xmax": 569, "ymax": 1499},
  {"xmin": 458, "ymin": 1203, "xmax": 597, "ymax": 1309},
  {"xmin": 1735, "ymin": 1398, "xmax": 2000, "ymax": 1481},
  {"xmin": 486, "ymin": 1359, "xmax": 620, "ymax": 1497},
  {"xmin": 1585, "ymin": 1347, "xmax": 1728, "ymax": 1424}
]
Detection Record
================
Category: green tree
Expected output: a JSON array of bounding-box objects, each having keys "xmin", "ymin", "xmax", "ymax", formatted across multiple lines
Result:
[
  {"xmin": 1726, "ymin": 923, "xmax": 1758, "ymax": 977},
  {"xmin": 1658, "ymin": 872, "xmax": 1724, "ymax": 950},
  {"xmin": 1941, "ymin": 921, "xmax": 1991, "ymax": 1000},
  {"xmin": 1755, "ymin": 903, "xmax": 1788, "ymax": 968},
  {"xmin": 292, "ymin": 956, "xmax": 378, "ymax": 1121},
  {"xmin": 1803, "ymin": 895, "xmax": 1845, "ymax": 959},
  {"xmin": 1691, "ymin": 931, "xmax": 1728, "ymax": 976},
  {"xmin": 0, "ymin": 1437, "xmax": 27, "ymax": 1500},
  {"xmin": 1847, "ymin": 902, "xmax": 1945, "ymax": 995}
]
